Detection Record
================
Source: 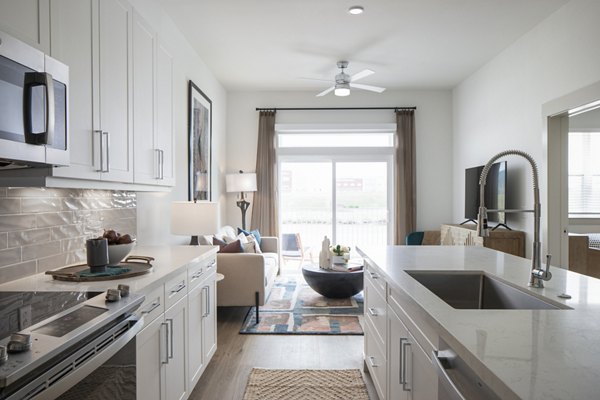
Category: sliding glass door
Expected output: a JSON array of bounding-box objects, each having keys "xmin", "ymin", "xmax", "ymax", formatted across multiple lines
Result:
[{"xmin": 279, "ymin": 157, "xmax": 392, "ymax": 261}]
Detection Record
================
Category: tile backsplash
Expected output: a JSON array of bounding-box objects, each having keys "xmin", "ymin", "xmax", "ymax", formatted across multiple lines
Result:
[{"xmin": 0, "ymin": 188, "xmax": 136, "ymax": 284}]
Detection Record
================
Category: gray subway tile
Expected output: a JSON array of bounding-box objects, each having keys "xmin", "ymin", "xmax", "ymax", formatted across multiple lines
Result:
[
  {"xmin": 36, "ymin": 211, "xmax": 75, "ymax": 228},
  {"xmin": 0, "ymin": 248, "xmax": 21, "ymax": 268},
  {"xmin": 51, "ymin": 224, "xmax": 85, "ymax": 240},
  {"xmin": 0, "ymin": 199, "xmax": 20, "ymax": 214},
  {"xmin": 37, "ymin": 253, "xmax": 68, "ymax": 272},
  {"xmin": 61, "ymin": 237, "xmax": 86, "ymax": 252},
  {"xmin": 22, "ymin": 241, "xmax": 62, "ymax": 261},
  {"xmin": 0, "ymin": 261, "xmax": 37, "ymax": 283},
  {"xmin": 0, "ymin": 214, "xmax": 37, "ymax": 232},
  {"xmin": 21, "ymin": 198, "xmax": 66, "ymax": 213},
  {"xmin": 7, "ymin": 228, "xmax": 51, "ymax": 247},
  {"xmin": 0, "ymin": 188, "xmax": 7, "ymax": 197},
  {"xmin": 0, "ymin": 233, "xmax": 7, "ymax": 249},
  {"xmin": 65, "ymin": 250, "xmax": 86, "ymax": 266}
]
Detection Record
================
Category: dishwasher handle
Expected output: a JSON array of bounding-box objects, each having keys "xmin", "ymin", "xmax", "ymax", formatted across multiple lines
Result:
[{"xmin": 432, "ymin": 350, "xmax": 466, "ymax": 400}]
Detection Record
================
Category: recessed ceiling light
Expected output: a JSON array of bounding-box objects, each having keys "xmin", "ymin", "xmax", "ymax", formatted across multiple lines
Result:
[{"xmin": 348, "ymin": 6, "xmax": 364, "ymax": 15}]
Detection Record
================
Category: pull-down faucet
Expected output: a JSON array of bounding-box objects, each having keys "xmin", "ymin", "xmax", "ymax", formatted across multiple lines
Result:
[{"xmin": 476, "ymin": 150, "xmax": 552, "ymax": 288}]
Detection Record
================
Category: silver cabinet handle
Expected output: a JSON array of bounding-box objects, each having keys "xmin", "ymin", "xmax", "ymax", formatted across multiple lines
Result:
[
  {"xmin": 170, "ymin": 282, "xmax": 186, "ymax": 294},
  {"xmin": 207, "ymin": 261, "xmax": 216, "ymax": 269},
  {"xmin": 202, "ymin": 286, "xmax": 210, "ymax": 317},
  {"xmin": 432, "ymin": 350, "xmax": 466, "ymax": 400},
  {"xmin": 167, "ymin": 318, "xmax": 174, "ymax": 360},
  {"xmin": 160, "ymin": 322, "xmax": 169, "ymax": 364},
  {"xmin": 94, "ymin": 130, "xmax": 103, "ymax": 171},
  {"xmin": 191, "ymin": 269, "xmax": 204, "ymax": 281},
  {"xmin": 368, "ymin": 270, "xmax": 379, "ymax": 279},
  {"xmin": 368, "ymin": 307, "xmax": 378, "ymax": 317},
  {"xmin": 367, "ymin": 356, "xmax": 378, "ymax": 368},
  {"xmin": 399, "ymin": 338, "xmax": 407, "ymax": 384},
  {"xmin": 154, "ymin": 149, "xmax": 161, "ymax": 179},
  {"xmin": 402, "ymin": 340, "xmax": 411, "ymax": 391},
  {"xmin": 101, "ymin": 131, "xmax": 110, "ymax": 172},
  {"xmin": 160, "ymin": 149, "xmax": 164, "ymax": 179},
  {"xmin": 141, "ymin": 300, "xmax": 160, "ymax": 315}
]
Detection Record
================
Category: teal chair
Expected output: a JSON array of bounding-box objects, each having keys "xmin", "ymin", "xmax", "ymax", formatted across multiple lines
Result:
[{"xmin": 405, "ymin": 231, "xmax": 424, "ymax": 245}]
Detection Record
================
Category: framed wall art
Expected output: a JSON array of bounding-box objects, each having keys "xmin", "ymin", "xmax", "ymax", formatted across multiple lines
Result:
[{"xmin": 188, "ymin": 80, "xmax": 212, "ymax": 201}]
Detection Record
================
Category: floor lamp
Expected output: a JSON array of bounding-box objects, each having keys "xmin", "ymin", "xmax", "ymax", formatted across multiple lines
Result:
[
  {"xmin": 171, "ymin": 201, "xmax": 219, "ymax": 245},
  {"xmin": 226, "ymin": 170, "xmax": 257, "ymax": 230}
]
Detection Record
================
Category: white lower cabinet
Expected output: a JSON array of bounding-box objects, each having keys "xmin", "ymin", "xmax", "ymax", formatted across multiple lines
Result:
[
  {"xmin": 364, "ymin": 261, "xmax": 438, "ymax": 400},
  {"xmin": 137, "ymin": 256, "xmax": 217, "ymax": 400},
  {"xmin": 387, "ymin": 306, "xmax": 437, "ymax": 400}
]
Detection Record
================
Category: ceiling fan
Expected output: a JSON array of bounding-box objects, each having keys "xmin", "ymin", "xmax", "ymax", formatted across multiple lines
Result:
[{"xmin": 315, "ymin": 61, "xmax": 386, "ymax": 97}]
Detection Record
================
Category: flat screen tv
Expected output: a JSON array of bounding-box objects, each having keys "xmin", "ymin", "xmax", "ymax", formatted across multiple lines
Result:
[{"xmin": 464, "ymin": 161, "xmax": 507, "ymax": 225}]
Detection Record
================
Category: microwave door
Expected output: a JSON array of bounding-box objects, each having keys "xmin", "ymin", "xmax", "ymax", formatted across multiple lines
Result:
[{"xmin": 44, "ymin": 55, "xmax": 69, "ymax": 166}]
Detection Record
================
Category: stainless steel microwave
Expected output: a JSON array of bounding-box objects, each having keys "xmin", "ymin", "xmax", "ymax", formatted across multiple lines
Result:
[{"xmin": 0, "ymin": 30, "xmax": 69, "ymax": 168}]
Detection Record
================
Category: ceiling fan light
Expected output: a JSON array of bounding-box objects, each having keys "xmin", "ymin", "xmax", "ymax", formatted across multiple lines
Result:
[
  {"xmin": 334, "ymin": 85, "xmax": 350, "ymax": 97},
  {"xmin": 348, "ymin": 6, "xmax": 364, "ymax": 15}
]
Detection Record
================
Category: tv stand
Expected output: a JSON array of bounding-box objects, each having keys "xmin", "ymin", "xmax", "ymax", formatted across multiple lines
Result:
[
  {"xmin": 459, "ymin": 219, "xmax": 477, "ymax": 225},
  {"xmin": 491, "ymin": 223, "xmax": 512, "ymax": 231}
]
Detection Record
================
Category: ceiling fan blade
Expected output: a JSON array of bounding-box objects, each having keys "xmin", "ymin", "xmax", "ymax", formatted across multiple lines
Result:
[
  {"xmin": 349, "ymin": 83, "xmax": 386, "ymax": 93},
  {"xmin": 350, "ymin": 69, "xmax": 374, "ymax": 82},
  {"xmin": 299, "ymin": 77, "xmax": 333, "ymax": 82},
  {"xmin": 316, "ymin": 86, "xmax": 335, "ymax": 97}
]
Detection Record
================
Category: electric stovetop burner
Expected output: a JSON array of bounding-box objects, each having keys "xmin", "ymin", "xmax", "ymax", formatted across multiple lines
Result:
[{"xmin": 45, "ymin": 255, "xmax": 154, "ymax": 282}]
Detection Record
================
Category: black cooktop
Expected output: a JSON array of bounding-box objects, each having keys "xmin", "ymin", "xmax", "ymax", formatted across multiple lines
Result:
[{"xmin": 0, "ymin": 291, "xmax": 102, "ymax": 340}]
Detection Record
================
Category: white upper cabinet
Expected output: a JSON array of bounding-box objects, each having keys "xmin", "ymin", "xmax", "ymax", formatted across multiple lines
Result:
[
  {"xmin": 133, "ymin": 12, "xmax": 174, "ymax": 186},
  {"xmin": 0, "ymin": 0, "xmax": 50, "ymax": 53}
]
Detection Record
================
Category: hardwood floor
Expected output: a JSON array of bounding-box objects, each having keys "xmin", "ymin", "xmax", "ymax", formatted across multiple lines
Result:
[{"xmin": 189, "ymin": 306, "xmax": 379, "ymax": 400}]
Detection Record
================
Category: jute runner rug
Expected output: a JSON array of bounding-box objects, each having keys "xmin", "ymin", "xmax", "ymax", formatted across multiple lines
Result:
[{"xmin": 243, "ymin": 368, "xmax": 370, "ymax": 400}]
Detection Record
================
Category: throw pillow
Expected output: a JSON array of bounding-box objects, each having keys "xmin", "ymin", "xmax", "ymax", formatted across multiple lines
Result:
[
  {"xmin": 198, "ymin": 235, "xmax": 213, "ymax": 246},
  {"xmin": 222, "ymin": 235, "xmax": 237, "ymax": 244},
  {"xmin": 237, "ymin": 228, "xmax": 262, "ymax": 245},
  {"xmin": 213, "ymin": 237, "xmax": 243, "ymax": 253},
  {"xmin": 247, "ymin": 233, "xmax": 262, "ymax": 254}
]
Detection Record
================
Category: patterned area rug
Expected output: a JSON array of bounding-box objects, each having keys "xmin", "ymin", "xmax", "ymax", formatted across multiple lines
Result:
[
  {"xmin": 243, "ymin": 368, "xmax": 369, "ymax": 400},
  {"xmin": 240, "ymin": 277, "xmax": 364, "ymax": 335}
]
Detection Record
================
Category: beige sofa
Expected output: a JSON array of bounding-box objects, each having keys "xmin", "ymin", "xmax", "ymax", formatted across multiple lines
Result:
[{"xmin": 210, "ymin": 226, "xmax": 279, "ymax": 322}]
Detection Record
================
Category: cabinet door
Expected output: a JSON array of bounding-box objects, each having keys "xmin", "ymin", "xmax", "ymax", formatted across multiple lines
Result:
[
  {"xmin": 155, "ymin": 41, "xmax": 175, "ymax": 186},
  {"xmin": 136, "ymin": 314, "xmax": 167, "ymax": 400},
  {"xmin": 49, "ymin": 0, "xmax": 102, "ymax": 180},
  {"xmin": 187, "ymin": 282, "xmax": 205, "ymax": 388},
  {"xmin": 165, "ymin": 297, "xmax": 188, "ymax": 400},
  {"xmin": 388, "ymin": 306, "xmax": 410, "ymax": 400},
  {"xmin": 202, "ymin": 277, "xmax": 217, "ymax": 361},
  {"xmin": 98, "ymin": 0, "xmax": 133, "ymax": 182},
  {"xmin": 0, "ymin": 0, "xmax": 50, "ymax": 52},
  {"xmin": 406, "ymin": 331, "xmax": 438, "ymax": 400},
  {"xmin": 132, "ymin": 11, "xmax": 157, "ymax": 185}
]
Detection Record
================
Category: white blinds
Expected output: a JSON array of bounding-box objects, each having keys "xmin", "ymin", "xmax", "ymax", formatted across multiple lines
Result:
[{"xmin": 569, "ymin": 131, "xmax": 600, "ymax": 215}]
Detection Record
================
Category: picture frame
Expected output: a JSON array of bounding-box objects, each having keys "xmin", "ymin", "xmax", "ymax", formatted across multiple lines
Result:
[{"xmin": 188, "ymin": 80, "xmax": 212, "ymax": 201}]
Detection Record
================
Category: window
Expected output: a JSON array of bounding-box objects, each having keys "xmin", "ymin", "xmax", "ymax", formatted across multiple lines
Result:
[{"xmin": 569, "ymin": 131, "xmax": 600, "ymax": 216}]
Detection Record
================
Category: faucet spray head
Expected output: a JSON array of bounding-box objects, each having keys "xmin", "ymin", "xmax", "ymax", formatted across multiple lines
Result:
[{"xmin": 477, "ymin": 206, "xmax": 489, "ymax": 237}]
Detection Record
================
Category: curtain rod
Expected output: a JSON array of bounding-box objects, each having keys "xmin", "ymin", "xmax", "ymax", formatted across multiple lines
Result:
[{"xmin": 255, "ymin": 107, "xmax": 416, "ymax": 111}]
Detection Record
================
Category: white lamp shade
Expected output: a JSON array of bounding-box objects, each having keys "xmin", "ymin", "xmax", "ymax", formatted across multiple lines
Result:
[
  {"xmin": 226, "ymin": 173, "xmax": 257, "ymax": 193},
  {"xmin": 171, "ymin": 201, "xmax": 219, "ymax": 235}
]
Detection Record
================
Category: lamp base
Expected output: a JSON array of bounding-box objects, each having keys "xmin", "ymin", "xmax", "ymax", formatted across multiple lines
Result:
[
  {"xmin": 189, "ymin": 235, "xmax": 200, "ymax": 246},
  {"xmin": 236, "ymin": 200, "xmax": 250, "ymax": 230}
]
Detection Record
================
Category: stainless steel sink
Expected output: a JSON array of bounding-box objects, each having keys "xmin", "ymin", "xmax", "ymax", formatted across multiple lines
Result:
[{"xmin": 405, "ymin": 271, "xmax": 570, "ymax": 310}]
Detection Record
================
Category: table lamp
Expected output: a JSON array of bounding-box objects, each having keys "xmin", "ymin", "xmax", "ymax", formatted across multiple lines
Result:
[
  {"xmin": 226, "ymin": 170, "xmax": 257, "ymax": 230},
  {"xmin": 171, "ymin": 201, "xmax": 219, "ymax": 245}
]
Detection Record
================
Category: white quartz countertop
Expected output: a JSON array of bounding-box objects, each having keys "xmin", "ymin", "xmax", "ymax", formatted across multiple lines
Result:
[
  {"xmin": 358, "ymin": 245, "xmax": 600, "ymax": 400},
  {"xmin": 0, "ymin": 245, "xmax": 218, "ymax": 295}
]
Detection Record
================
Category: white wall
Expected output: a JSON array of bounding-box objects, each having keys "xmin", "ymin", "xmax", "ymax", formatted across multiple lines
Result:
[
  {"xmin": 452, "ymin": 0, "xmax": 600, "ymax": 259},
  {"xmin": 225, "ymin": 90, "xmax": 453, "ymax": 231},
  {"xmin": 130, "ymin": 0, "xmax": 228, "ymax": 245}
]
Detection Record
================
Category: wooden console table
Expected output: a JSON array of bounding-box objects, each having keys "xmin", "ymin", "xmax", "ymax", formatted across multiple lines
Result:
[{"xmin": 441, "ymin": 224, "xmax": 525, "ymax": 258}]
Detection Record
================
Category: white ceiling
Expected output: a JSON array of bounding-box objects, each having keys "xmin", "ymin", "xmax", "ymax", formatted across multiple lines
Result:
[{"xmin": 159, "ymin": 0, "xmax": 568, "ymax": 92}]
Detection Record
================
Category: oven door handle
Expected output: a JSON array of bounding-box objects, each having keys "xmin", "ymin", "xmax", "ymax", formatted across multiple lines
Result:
[{"xmin": 18, "ymin": 315, "xmax": 145, "ymax": 400}]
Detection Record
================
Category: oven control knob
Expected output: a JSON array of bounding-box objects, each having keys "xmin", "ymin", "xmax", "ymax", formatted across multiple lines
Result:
[
  {"xmin": 105, "ymin": 288, "xmax": 121, "ymax": 302},
  {"xmin": 117, "ymin": 284, "xmax": 130, "ymax": 297},
  {"xmin": 0, "ymin": 345, "xmax": 7, "ymax": 364},
  {"xmin": 7, "ymin": 333, "xmax": 32, "ymax": 353}
]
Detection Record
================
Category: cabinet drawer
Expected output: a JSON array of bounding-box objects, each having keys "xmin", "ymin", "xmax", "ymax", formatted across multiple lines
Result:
[
  {"xmin": 365, "ymin": 318, "xmax": 387, "ymax": 400},
  {"xmin": 365, "ymin": 263, "xmax": 386, "ymax": 298},
  {"xmin": 188, "ymin": 256, "xmax": 216, "ymax": 290},
  {"xmin": 365, "ymin": 276, "xmax": 387, "ymax": 346},
  {"xmin": 165, "ymin": 270, "xmax": 187, "ymax": 309},
  {"xmin": 139, "ymin": 284, "xmax": 165, "ymax": 324}
]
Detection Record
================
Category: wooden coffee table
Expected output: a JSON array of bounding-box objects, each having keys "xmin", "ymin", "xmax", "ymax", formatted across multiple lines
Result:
[{"xmin": 301, "ymin": 264, "xmax": 364, "ymax": 298}]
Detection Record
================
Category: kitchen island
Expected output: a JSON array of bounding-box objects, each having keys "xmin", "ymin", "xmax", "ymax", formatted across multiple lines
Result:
[{"xmin": 359, "ymin": 245, "xmax": 600, "ymax": 400}]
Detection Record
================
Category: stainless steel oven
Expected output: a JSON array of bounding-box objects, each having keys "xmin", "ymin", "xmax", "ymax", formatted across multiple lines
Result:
[
  {"xmin": 0, "ymin": 290, "xmax": 144, "ymax": 400},
  {"xmin": 0, "ymin": 30, "xmax": 69, "ymax": 168}
]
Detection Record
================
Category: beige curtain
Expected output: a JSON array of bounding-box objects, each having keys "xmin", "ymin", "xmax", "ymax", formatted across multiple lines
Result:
[
  {"xmin": 250, "ymin": 110, "xmax": 278, "ymax": 236},
  {"xmin": 394, "ymin": 109, "xmax": 416, "ymax": 244}
]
